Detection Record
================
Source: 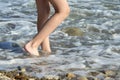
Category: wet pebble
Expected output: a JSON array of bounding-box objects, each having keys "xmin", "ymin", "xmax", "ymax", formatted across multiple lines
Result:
[
  {"xmin": 78, "ymin": 76, "xmax": 88, "ymax": 80},
  {"xmin": 87, "ymin": 71, "xmax": 100, "ymax": 76},
  {"xmin": 42, "ymin": 75, "xmax": 60, "ymax": 80},
  {"xmin": 105, "ymin": 70, "xmax": 116, "ymax": 78},
  {"xmin": 96, "ymin": 73, "xmax": 105, "ymax": 80},
  {"xmin": 66, "ymin": 73, "xmax": 76, "ymax": 79},
  {"xmin": 104, "ymin": 77, "xmax": 114, "ymax": 80},
  {"xmin": 0, "ymin": 73, "xmax": 11, "ymax": 80}
]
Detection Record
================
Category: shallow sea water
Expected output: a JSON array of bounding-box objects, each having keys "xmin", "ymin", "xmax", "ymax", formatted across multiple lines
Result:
[{"xmin": 0, "ymin": 0, "xmax": 120, "ymax": 78}]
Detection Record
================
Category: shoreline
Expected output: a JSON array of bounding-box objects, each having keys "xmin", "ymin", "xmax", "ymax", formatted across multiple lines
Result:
[{"xmin": 0, "ymin": 67, "xmax": 120, "ymax": 80}]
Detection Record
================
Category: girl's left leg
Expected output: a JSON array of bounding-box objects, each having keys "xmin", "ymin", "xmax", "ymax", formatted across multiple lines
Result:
[
  {"xmin": 24, "ymin": 0, "xmax": 51, "ymax": 56},
  {"xmin": 36, "ymin": 0, "xmax": 51, "ymax": 53}
]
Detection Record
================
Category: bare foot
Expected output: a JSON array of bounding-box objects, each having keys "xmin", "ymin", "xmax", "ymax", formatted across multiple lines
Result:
[{"xmin": 24, "ymin": 42, "xmax": 40, "ymax": 57}]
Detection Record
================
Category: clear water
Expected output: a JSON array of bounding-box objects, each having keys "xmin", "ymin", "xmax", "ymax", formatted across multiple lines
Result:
[{"xmin": 0, "ymin": 0, "xmax": 120, "ymax": 78}]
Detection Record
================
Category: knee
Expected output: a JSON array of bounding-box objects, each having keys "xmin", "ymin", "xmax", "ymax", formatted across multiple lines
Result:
[
  {"xmin": 64, "ymin": 7, "xmax": 70, "ymax": 17},
  {"xmin": 55, "ymin": 7, "xmax": 70, "ymax": 18}
]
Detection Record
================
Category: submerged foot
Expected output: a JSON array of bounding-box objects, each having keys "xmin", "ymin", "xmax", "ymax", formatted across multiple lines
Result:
[
  {"xmin": 39, "ymin": 50, "xmax": 51, "ymax": 57},
  {"xmin": 24, "ymin": 42, "xmax": 39, "ymax": 57}
]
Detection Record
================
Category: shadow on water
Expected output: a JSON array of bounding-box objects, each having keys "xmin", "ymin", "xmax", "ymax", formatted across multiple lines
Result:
[{"xmin": 0, "ymin": 41, "xmax": 24, "ymax": 53}]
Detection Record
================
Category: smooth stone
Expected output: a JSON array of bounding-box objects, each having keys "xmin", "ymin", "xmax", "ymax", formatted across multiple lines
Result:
[
  {"xmin": 43, "ymin": 75, "xmax": 60, "ymax": 80},
  {"xmin": 96, "ymin": 73, "xmax": 105, "ymax": 80},
  {"xmin": 87, "ymin": 71, "xmax": 100, "ymax": 76},
  {"xmin": 0, "ymin": 72, "xmax": 11, "ymax": 80},
  {"xmin": 66, "ymin": 73, "xmax": 76, "ymax": 79},
  {"xmin": 29, "ymin": 78, "xmax": 35, "ymax": 80},
  {"xmin": 104, "ymin": 77, "xmax": 114, "ymax": 80},
  {"xmin": 78, "ymin": 76, "xmax": 88, "ymax": 80},
  {"xmin": 87, "ymin": 76, "xmax": 98, "ymax": 80},
  {"xmin": 61, "ymin": 27, "xmax": 84, "ymax": 36},
  {"xmin": 105, "ymin": 70, "xmax": 116, "ymax": 77},
  {"xmin": 0, "ymin": 41, "xmax": 23, "ymax": 53}
]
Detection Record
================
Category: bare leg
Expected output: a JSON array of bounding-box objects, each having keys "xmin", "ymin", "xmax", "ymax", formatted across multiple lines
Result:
[
  {"xmin": 24, "ymin": 0, "xmax": 70, "ymax": 56},
  {"xmin": 36, "ymin": 0, "xmax": 51, "ymax": 53}
]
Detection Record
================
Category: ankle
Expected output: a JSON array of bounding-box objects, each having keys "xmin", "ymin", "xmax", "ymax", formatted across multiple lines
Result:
[
  {"xmin": 42, "ymin": 49, "xmax": 51, "ymax": 53},
  {"xmin": 27, "ymin": 41, "xmax": 38, "ymax": 49},
  {"xmin": 41, "ymin": 50, "xmax": 52, "ymax": 54}
]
